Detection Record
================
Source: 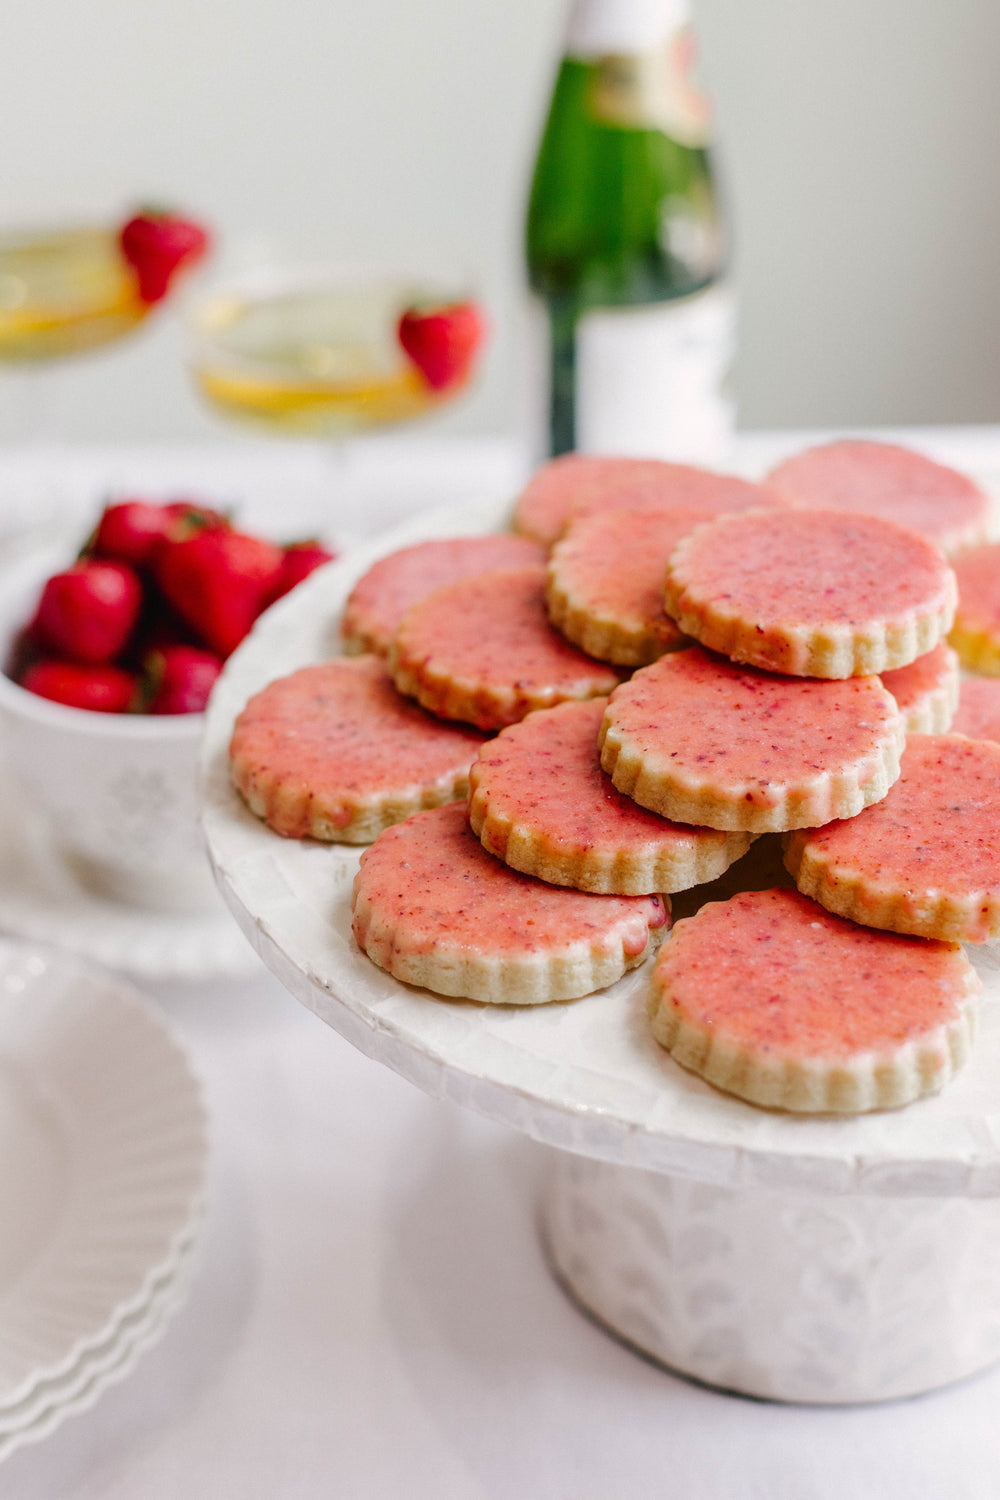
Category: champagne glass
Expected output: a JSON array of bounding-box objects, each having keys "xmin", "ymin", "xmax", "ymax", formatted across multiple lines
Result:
[{"xmin": 184, "ymin": 258, "xmax": 488, "ymax": 537}]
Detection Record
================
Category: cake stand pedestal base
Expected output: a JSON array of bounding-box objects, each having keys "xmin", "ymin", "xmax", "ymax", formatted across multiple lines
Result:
[{"xmin": 540, "ymin": 1149, "xmax": 1000, "ymax": 1404}]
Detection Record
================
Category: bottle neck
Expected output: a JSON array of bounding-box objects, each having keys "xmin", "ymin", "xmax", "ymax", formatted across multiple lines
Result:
[{"xmin": 565, "ymin": 0, "xmax": 692, "ymax": 58}]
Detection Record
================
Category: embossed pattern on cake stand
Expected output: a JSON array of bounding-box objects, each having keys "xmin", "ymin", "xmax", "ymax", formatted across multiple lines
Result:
[{"xmin": 200, "ymin": 494, "xmax": 1000, "ymax": 1405}]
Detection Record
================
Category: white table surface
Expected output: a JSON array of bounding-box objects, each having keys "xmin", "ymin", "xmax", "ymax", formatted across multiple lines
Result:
[{"xmin": 3, "ymin": 430, "xmax": 1000, "ymax": 1499}]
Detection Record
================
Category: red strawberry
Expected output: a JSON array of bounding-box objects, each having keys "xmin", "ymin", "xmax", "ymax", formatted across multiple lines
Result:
[
  {"xmin": 162, "ymin": 499, "xmax": 230, "ymax": 537},
  {"xmin": 34, "ymin": 560, "xmax": 143, "ymax": 664},
  {"xmin": 269, "ymin": 541, "xmax": 337, "ymax": 603},
  {"xmin": 119, "ymin": 210, "xmax": 211, "ymax": 304},
  {"xmin": 397, "ymin": 299, "xmax": 487, "ymax": 391},
  {"xmin": 21, "ymin": 660, "xmax": 138, "ymax": 713},
  {"xmin": 154, "ymin": 528, "xmax": 285, "ymax": 658},
  {"xmin": 144, "ymin": 644, "xmax": 223, "ymax": 715},
  {"xmin": 92, "ymin": 500, "xmax": 175, "ymax": 568}
]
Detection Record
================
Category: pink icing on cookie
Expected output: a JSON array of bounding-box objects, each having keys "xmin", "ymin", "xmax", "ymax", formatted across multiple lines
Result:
[
  {"xmin": 788, "ymin": 733, "xmax": 1000, "ymax": 942},
  {"xmin": 471, "ymin": 697, "xmax": 739, "ymax": 861},
  {"xmin": 767, "ymin": 439, "xmax": 990, "ymax": 553},
  {"xmin": 602, "ymin": 647, "xmax": 898, "ymax": 811},
  {"xmin": 952, "ymin": 676, "xmax": 1000, "ymax": 743},
  {"xmin": 229, "ymin": 657, "xmax": 485, "ymax": 838},
  {"xmin": 391, "ymin": 564, "xmax": 621, "ymax": 729},
  {"xmin": 658, "ymin": 887, "xmax": 971, "ymax": 1058},
  {"xmin": 513, "ymin": 454, "xmax": 779, "ymax": 548},
  {"xmin": 548, "ymin": 507, "xmax": 705, "ymax": 653},
  {"xmin": 879, "ymin": 642, "xmax": 958, "ymax": 727},
  {"xmin": 952, "ymin": 542, "xmax": 1000, "ymax": 637},
  {"xmin": 668, "ymin": 508, "xmax": 952, "ymax": 633},
  {"xmin": 352, "ymin": 802, "xmax": 667, "ymax": 958},
  {"xmin": 341, "ymin": 533, "xmax": 545, "ymax": 653}
]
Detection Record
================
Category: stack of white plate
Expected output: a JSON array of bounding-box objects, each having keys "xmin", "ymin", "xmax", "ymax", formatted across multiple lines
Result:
[{"xmin": 0, "ymin": 939, "xmax": 208, "ymax": 1461}]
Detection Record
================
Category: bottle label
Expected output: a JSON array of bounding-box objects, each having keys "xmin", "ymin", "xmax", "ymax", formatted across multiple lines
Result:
[
  {"xmin": 590, "ymin": 30, "xmax": 712, "ymax": 146},
  {"xmin": 574, "ymin": 283, "xmax": 736, "ymax": 463}
]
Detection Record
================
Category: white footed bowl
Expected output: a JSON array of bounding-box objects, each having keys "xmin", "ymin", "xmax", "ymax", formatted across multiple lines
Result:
[{"xmin": 0, "ymin": 542, "xmax": 216, "ymax": 913}]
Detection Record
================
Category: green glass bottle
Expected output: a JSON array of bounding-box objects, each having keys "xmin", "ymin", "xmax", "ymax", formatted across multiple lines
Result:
[{"xmin": 525, "ymin": 0, "xmax": 734, "ymax": 459}]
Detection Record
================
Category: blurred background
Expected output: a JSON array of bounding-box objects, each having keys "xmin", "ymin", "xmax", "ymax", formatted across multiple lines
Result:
[{"xmin": 2, "ymin": 0, "xmax": 999, "ymax": 446}]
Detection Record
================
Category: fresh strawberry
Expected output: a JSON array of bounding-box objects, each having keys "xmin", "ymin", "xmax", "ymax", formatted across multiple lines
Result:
[
  {"xmin": 91, "ymin": 499, "xmax": 175, "ymax": 569},
  {"xmin": 154, "ymin": 528, "xmax": 285, "ymax": 658},
  {"xmin": 143, "ymin": 644, "xmax": 223, "ymax": 715},
  {"xmin": 21, "ymin": 660, "xmax": 138, "ymax": 713},
  {"xmin": 397, "ymin": 299, "xmax": 487, "ymax": 391},
  {"xmin": 119, "ymin": 210, "xmax": 211, "ymax": 304},
  {"xmin": 162, "ymin": 499, "xmax": 230, "ymax": 537},
  {"xmin": 34, "ymin": 560, "xmax": 143, "ymax": 664},
  {"xmin": 269, "ymin": 540, "xmax": 337, "ymax": 602}
]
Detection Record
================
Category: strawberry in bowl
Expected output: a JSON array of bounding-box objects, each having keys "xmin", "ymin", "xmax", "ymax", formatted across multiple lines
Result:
[{"xmin": 0, "ymin": 496, "xmax": 336, "ymax": 909}]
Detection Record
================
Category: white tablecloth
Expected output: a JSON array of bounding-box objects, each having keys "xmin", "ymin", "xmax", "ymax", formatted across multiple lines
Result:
[{"xmin": 4, "ymin": 431, "xmax": 1000, "ymax": 1499}]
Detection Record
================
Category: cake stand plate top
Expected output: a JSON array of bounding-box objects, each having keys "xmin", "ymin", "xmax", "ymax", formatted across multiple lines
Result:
[{"xmin": 200, "ymin": 495, "xmax": 1000, "ymax": 1201}]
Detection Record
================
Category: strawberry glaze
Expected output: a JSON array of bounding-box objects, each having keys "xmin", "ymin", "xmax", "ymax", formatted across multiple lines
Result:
[
  {"xmin": 352, "ymin": 802, "xmax": 667, "ymax": 957},
  {"xmin": 787, "ymin": 733, "xmax": 1000, "ymax": 941},
  {"xmin": 392, "ymin": 564, "xmax": 620, "ymax": 729},
  {"xmin": 342, "ymin": 534, "xmax": 545, "ymax": 654},
  {"xmin": 952, "ymin": 676, "xmax": 1000, "ymax": 743},
  {"xmin": 602, "ymin": 647, "xmax": 899, "ymax": 810},
  {"xmin": 656, "ymin": 887, "xmax": 971, "ymax": 1057},
  {"xmin": 229, "ymin": 656, "xmax": 485, "ymax": 837},
  {"xmin": 767, "ymin": 439, "xmax": 990, "ymax": 553},
  {"xmin": 471, "ymin": 698, "xmax": 738, "ymax": 861},
  {"xmin": 548, "ymin": 507, "xmax": 705, "ymax": 653},
  {"xmin": 513, "ymin": 454, "xmax": 779, "ymax": 548}
]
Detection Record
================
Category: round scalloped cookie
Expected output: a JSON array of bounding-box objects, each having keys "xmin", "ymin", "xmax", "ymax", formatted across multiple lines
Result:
[
  {"xmin": 351, "ymin": 801, "xmax": 669, "ymax": 1004},
  {"xmin": 599, "ymin": 646, "xmax": 904, "ymax": 833},
  {"xmin": 664, "ymin": 507, "xmax": 957, "ymax": 678},
  {"xmin": 389, "ymin": 564, "xmax": 621, "ymax": 730},
  {"xmin": 229, "ymin": 655, "xmax": 487, "ymax": 842},
  {"xmin": 766, "ymin": 438, "xmax": 991, "ymax": 556},
  {"xmin": 879, "ymin": 642, "xmax": 959, "ymax": 734},
  {"xmin": 546, "ymin": 506, "xmax": 702, "ymax": 665},
  {"xmin": 646, "ymin": 887, "xmax": 979, "ymax": 1114},
  {"xmin": 468, "ymin": 697, "xmax": 752, "ymax": 894},
  {"xmin": 340, "ymin": 533, "xmax": 546, "ymax": 656},
  {"xmin": 952, "ymin": 675, "xmax": 1000, "ymax": 744},
  {"xmin": 511, "ymin": 454, "xmax": 780, "ymax": 548},
  {"xmin": 784, "ymin": 732, "xmax": 1000, "ymax": 943},
  {"xmin": 949, "ymin": 541, "xmax": 1000, "ymax": 674}
]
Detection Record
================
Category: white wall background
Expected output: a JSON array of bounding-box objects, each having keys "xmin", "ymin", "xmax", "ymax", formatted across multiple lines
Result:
[{"xmin": 1, "ymin": 0, "xmax": 999, "ymax": 446}]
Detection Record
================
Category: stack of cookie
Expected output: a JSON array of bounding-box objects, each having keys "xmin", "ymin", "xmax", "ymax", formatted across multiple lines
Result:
[{"xmin": 228, "ymin": 441, "xmax": 1000, "ymax": 1118}]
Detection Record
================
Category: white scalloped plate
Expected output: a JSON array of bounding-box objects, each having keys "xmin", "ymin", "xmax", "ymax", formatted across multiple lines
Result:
[
  {"xmin": 201, "ymin": 495, "xmax": 1000, "ymax": 1200},
  {"xmin": 0, "ymin": 940, "xmax": 208, "ymax": 1406},
  {"xmin": 0, "ymin": 784, "xmax": 259, "ymax": 982},
  {"xmin": 0, "ymin": 1235, "xmax": 199, "ymax": 1462},
  {"xmin": 0, "ymin": 1222, "xmax": 199, "ymax": 1449}
]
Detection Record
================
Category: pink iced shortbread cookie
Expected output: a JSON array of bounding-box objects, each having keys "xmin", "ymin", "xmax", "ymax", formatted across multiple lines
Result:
[
  {"xmin": 784, "ymin": 733, "xmax": 1000, "ymax": 942},
  {"xmin": 390, "ymin": 564, "xmax": 621, "ymax": 730},
  {"xmin": 599, "ymin": 647, "xmax": 904, "ymax": 833},
  {"xmin": 351, "ymin": 801, "xmax": 669, "ymax": 1004},
  {"xmin": 512, "ymin": 454, "xmax": 779, "ymax": 548},
  {"xmin": 949, "ymin": 541, "xmax": 1000, "ymax": 674},
  {"xmin": 879, "ymin": 642, "xmax": 959, "ymax": 734},
  {"xmin": 341, "ymin": 533, "xmax": 545, "ymax": 656},
  {"xmin": 468, "ymin": 698, "xmax": 753, "ymax": 894},
  {"xmin": 229, "ymin": 656, "xmax": 486, "ymax": 842},
  {"xmin": 647, "ymin": 887, "xmax": 979, "ymax": 1113},
  {"xmin": 952, "ymin": 676, "xmax": 1000, "ymax": 744},
  {"xmin": 664, "ymin": 507, "xmax": 957, "ymax": 677},
  {"xmin": 546, "ymin": 507, "xmax": 702, "ymax": 665},
  {"xmin": 766, "ymin": 438, "xmax": 991, "ymax": 556}
]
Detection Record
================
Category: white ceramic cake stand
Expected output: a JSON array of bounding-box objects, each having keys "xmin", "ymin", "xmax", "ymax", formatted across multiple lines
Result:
[{"xmin": 200, "ymin": 496, "xmax": 1000, "ymax": 1406}]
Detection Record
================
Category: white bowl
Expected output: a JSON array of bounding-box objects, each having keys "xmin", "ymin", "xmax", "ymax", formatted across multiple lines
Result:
[{"xmin": 0, "ymin": 540, "xmax": 218, "ymax": 913}]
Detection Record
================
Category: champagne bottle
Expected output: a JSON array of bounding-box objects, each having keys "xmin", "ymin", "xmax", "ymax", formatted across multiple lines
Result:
[{"xmin": 525, "ymin": 0, "xmax": 734, "ymax": 460}]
